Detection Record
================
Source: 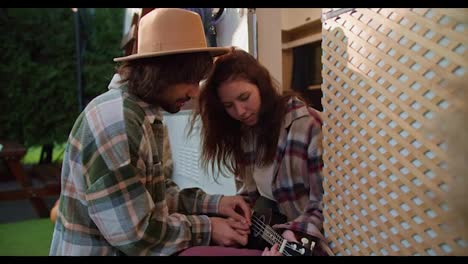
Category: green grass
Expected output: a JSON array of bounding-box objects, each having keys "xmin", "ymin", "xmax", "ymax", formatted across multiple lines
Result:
[
  {"xmin": 22, "ymin": 143, "xmax": 66, "ymax": 165},
  {"xmin": 0, "ymin": 218, "xmax": 55, "ymax": 256}
]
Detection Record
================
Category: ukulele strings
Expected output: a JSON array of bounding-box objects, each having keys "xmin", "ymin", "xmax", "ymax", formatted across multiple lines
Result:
[
  {"xmin": 250, "ymin": 218, "xmax": 293, "ymax": 256},
  {"xmin": 250, "ymin": 214, "xmax": 308, "ymax": 256},
  {"xmin": 251, "ymin": 214, "xmax": 283, "ymax": 243},
  {"xmin": 250, "ymin": 215, "xmax": 294, "ymax": 256}
]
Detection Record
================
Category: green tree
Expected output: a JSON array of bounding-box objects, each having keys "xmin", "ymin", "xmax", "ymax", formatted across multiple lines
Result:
[
  {"xmin": 0, "ymin": 8, "xmax": 124, "ymax": 153},
  {"xmin": 82, "ymin": 8, "xmax": 124, "ymax": 106}
]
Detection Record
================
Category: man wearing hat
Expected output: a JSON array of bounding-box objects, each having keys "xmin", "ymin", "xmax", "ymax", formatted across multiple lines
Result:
[{"xmin": 50, "ymin": 8, "xmax": 253, "ymax": 256}]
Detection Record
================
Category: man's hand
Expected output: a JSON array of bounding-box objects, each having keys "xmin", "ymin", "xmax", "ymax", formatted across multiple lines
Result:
[
  {"xmin": 218, "ymin": 195, "xmax": 252, "ymax": 225},
  {"xmin": 210, "ymin": 217, "xmax": 250, "ymax": 247}
]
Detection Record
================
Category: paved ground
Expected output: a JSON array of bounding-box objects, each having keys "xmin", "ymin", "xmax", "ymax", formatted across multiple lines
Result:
[{"xmin": 0, "ymin": 196, "xmax": 58, "ymax": 223}]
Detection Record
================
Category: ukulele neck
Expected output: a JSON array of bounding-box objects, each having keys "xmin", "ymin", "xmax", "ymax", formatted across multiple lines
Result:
[{"xmin": 251, "ymin": 214, "xmax": 288, "ymax": 255}]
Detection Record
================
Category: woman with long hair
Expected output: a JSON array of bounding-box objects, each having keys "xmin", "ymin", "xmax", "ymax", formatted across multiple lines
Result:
[{"xmin": 189, "ymin": 47, "xmax": 331, "ymax": 256}]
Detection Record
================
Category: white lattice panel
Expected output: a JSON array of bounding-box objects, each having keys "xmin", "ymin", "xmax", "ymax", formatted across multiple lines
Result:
[{"xmin": 321, "ymin": 8, "xmax": 467, "ymax": 255}]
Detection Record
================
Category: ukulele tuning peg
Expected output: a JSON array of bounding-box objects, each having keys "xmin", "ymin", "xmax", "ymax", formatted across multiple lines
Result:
[
  {"xmin": 301, "ymin": 237, "xmax": 309, "ymax": 247},
  {"xmin": 310, "ymin": 241, "xmax": 316, "ymax": 251}
]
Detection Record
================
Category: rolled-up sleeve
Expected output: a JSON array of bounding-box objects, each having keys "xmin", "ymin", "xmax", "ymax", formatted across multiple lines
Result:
[{"xmin": 85, "ymin": 163, "xmax": 212, "ymax": 256}]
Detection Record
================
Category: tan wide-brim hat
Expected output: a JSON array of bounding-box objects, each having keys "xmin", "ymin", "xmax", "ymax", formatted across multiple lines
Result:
[{"xmin": 114, "ymin": 8, "xmax": 230, "ymax": 62}]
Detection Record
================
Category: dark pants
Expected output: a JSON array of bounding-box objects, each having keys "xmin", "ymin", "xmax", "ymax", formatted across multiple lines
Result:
[{"xmin": 178, "ymin": 246, "xmax": 263, "ymax": 256}]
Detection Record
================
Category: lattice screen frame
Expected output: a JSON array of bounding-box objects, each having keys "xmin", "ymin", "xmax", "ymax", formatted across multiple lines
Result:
[{"xmin": 320, "ymin": 8, "xmax": 467, "ymax": 256}]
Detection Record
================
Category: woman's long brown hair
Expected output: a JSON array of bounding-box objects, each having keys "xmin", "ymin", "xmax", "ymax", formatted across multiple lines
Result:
[{"xmin": 190, "ymin": 48, "xmax": 296, "ymax": 180}]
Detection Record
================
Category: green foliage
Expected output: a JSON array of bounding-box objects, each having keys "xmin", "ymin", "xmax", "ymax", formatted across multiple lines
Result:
[
  {"xmin": 82, "ymin": 8, "xmax": 124, "ymax": 105},
  {"xmin": 0, "ymin": 8, "xmax": 124, "ymax": 148}
]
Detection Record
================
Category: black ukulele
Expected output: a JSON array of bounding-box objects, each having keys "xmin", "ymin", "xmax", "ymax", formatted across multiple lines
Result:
[{"xmin": 247, "ymin": 197, "xmax": 319, "ymax": 256}]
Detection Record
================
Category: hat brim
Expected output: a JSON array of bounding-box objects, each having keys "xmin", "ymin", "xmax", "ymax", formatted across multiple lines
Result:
[{"xmin": 114, "ymin": 47, "xmax": 231, "ymax": 62}]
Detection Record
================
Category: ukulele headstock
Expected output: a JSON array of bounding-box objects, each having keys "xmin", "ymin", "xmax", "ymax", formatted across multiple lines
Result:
[{"xmin": 281, "ymin": 240, "xmax": 313, "ymax": 256}]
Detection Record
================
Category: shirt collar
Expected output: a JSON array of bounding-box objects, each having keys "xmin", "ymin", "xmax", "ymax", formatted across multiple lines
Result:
[
  {"xmin": 283, "ymin": 97, "xmax": 310, "ymax": 129},
  {"xmin": 108, "ymin": 74, "xmax": 163, "ymax": 124}
]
